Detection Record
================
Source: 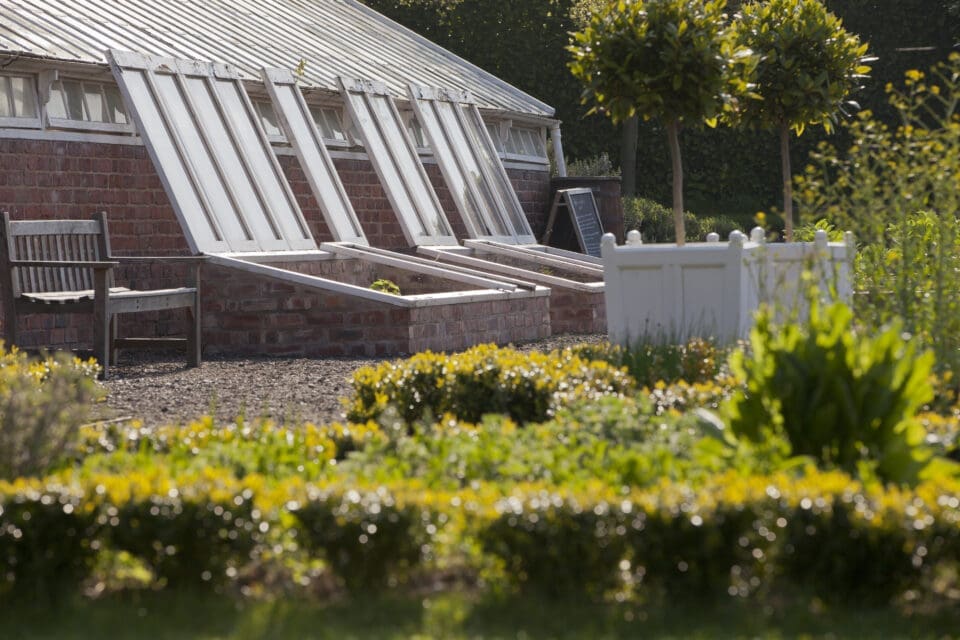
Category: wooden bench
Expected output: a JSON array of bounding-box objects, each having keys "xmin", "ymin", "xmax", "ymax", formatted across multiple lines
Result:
[{"xmin": 0, "ymin": 211, "xmax": 203, "ymax": 378}]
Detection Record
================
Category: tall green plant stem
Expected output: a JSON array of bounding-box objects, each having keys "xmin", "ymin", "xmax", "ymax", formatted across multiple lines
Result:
[
  {"xmin": 667, "ymin": 119, "xmax": 685, "ymax": 245},
  {"xmin": 780, "ymin": 123, "xmax": 794, "ymax": 241}
]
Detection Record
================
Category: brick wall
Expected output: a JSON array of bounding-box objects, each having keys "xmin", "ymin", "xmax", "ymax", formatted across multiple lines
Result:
[
  {"xmin": 202, "ymin": 261, "xmax": 550, "ymax": 357},
  {"xmin": 0, "ymin": 138, "xmax": 189, "ymax": 256},
  {"xmin": 548, "ymin": 290, "xmax": 606, "ymax": 335},
  {"xmin": 0, "ymin": 138, "xmax": 552, "ymax": 251},
  {"xmin": 0, "ymin": 136, "xmax": 557, "ymax": 355}
]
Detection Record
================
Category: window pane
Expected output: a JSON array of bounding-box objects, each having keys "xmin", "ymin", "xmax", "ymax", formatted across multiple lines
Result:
[
  {"xmin": 485, "ymin": 122, "xmax": 504, "ymax": 152},
  {"xmin": 0, "ymin": 75, "xmax": 40, "ymax": 119},
  {"xmin": 103, "ymin": 85, "xmax": 128, "ymax": 124},
  {"xmin": 521, "ymin": 130, "xmax": 538, "ymax": 155},
  {"xmin": 83, "ymin": 82, "xmax": 105, "ymax": 122},
  {"xmin": 407, "ymin": 117, "xmax": 427, "ymax": 148},
  {"xmin": 62, "ymin": 80, "xmax": 85, "ymax": 120},
  {"xmin": 321, "ymin": 108, "xmax": 346, "ymax": 142},
  {"xmin": 505, "ymin": 128, "xmax": 522, "ymax": 155},
  {"xmin": 47, "ymin": 81, "xmax": 67, "ymax": 118},
  {"xmin": 11, "ymin": 76, "xmax": 37, "ymax": 118},
  {"xmin": 0, "ymin": 77, "xmax": 12, "ymax": 117},
  {"xmin": 255, "ymin": 100, "xmax": 282, "ymax": 137}
]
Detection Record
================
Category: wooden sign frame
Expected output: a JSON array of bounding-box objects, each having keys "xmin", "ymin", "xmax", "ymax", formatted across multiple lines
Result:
[{"xmin": 541, "ymin": 187, "xmax": 604, "ymax": 257}]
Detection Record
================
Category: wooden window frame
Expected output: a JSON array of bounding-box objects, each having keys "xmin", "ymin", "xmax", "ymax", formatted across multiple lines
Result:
[
  {"xmin": 45, "ymin": 76, "xmax": 134, "ymax": 134},
  {"xmin": 0, "ymin": 73, "xmax": 42, "ymax": 129}
]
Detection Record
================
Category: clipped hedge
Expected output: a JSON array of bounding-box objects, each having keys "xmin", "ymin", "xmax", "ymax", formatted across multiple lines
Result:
[
  {"xmin": 3, "ymin": 467, "xmax": 959, "ymax": 604},
  {"xmin": 0, "ymin": 480, "xmax": 96, "ymax": 601},
  {"xmin": 0, "ymin": 471, "xmax": 268, "ymax": 594},
  {"xmin": 475, "ymin": 472, "xmax": 960, "ymax": 603},
  {"xmin": 290, "ymin": 485, "xmax": 432, "ymax": 592},
  {"xmin": 346, "ymin": 344, "xmax": 633, "ymax": 425}
]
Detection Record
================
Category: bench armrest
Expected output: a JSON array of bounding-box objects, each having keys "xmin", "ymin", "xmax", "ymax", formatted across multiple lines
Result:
[{"xmin": 10, "ymin": 260, "xmax": 118, "ymax": 270}]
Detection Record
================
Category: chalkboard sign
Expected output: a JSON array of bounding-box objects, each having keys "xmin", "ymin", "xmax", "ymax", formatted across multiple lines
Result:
[
  {"xmin": 567, "ymin": 190, "xmax": 603, "ymax": 257},
  {"xmin": 542, "ymin": 188, "xmax": 604, "ymax": 257}
]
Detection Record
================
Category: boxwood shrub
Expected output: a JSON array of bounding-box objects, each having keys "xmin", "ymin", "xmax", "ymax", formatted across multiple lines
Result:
[
  {"xmin": 290, "ymin": 485, "xmax": 432, "ymax": 592},
  {"xmin": 0, "ymin": 481, "xmax": 97, "ymax": 601},
  {"xmin": 346, "ymin": 343, "xmax": 633, "ymax": 426}
]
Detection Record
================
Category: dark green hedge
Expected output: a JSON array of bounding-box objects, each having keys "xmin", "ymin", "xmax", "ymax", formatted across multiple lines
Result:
[{"xmin": 359, "ymin": 0, "xmax": 958, "ymax": 219}]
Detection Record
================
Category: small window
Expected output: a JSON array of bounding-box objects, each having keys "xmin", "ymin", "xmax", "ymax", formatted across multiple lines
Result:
[
  {"xmin": 253, "ymin": 100, "xmax": 286, "ymax": 142},
  {"xmin": 47, "ymin": 78, "xmax": 131, "ymax": 132},
  {"xmin": 406, "ymin": 115, "xmax": 429, "ymax": 150},
  {"xmin": 506, "ymin": 126, "xmax": 546, "ymax": 159},
  {"xmin": 0, "ymin": 74, "xmax": 41, "ymax": 128},
  {"xmin": 485, "ymin": 122, "xmax": 505, "ymax": 153},
  {"xmin": 309, "ymin": 105, "xmax": 348, "ymax": 144}
]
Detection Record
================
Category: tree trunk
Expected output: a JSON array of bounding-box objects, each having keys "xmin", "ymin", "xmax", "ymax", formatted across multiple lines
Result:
[
  {"xmin": 781, "ymin": 123, "xmax": 794, "ymax": 242},
  {"xmin": 620, "ymin": 115, "xmax": 638, "ymax": 197},
  {"xmin": 666, "ymin": 120, "xmax": 685, "ymax": 246}
]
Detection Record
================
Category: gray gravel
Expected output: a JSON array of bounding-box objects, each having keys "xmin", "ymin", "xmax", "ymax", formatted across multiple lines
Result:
[{"xmin": 97, "ymin": 333, "xmax": 606, "ymax": 427}]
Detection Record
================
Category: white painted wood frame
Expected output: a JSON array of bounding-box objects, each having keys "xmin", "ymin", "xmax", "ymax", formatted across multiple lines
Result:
[
  {"xmin": 337, "ymin": 77, "xmax": 458, "ymax": 247},
  {"xmin": 108, "ymin": 51, "xmax": 316, "ymax": 254},
  {"xmin": 601, "ymin": 230, "xmax": 854, "ymax": 345},
  {"xmin": 261, "ymin": 68, "xmax": 368, "ymax": 246},
  {"xmin": 408, "ymin": 84, "xmax": 536, "ymax": 244}
]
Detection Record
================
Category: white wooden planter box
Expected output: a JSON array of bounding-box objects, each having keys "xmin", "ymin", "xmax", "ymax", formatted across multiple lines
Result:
[{"xmin": 601, "ymin": 228, "xmax": 854, "ymax": 345}]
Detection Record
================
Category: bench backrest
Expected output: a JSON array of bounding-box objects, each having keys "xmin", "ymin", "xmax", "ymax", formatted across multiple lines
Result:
[{"xmin": 0, "ymin": 212, "xmax": 111, "ymax": 296}]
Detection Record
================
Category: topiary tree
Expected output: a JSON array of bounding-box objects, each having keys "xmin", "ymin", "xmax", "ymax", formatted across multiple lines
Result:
[
  {"xmin": 731, "ymin": 0, "xmax": 871, "ymax": 241},
  {"xmin": 568, "ymin": 0, "xmax": 754, "ymax": 245}
]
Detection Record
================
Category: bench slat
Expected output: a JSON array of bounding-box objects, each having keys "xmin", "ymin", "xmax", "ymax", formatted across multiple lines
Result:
[{"xmin": 8, "ymin": 219, "xmax": 103, "ymax": 236}]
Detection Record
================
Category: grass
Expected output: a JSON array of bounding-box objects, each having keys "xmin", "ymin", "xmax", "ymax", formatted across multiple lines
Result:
[{"xmin": 4, "ymin": 590, "xmax": 960, "ymax": 639}]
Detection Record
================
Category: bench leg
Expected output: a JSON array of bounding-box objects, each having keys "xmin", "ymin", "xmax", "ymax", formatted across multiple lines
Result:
[
  {"xmin": 2, "ymin": 304, "xmax": 16, "ymax": 351},
  {"xmin": 109, "ymin": 314, "xmax": 119, "ymax": 365},
  {"xmin": 94, "ymin": 272, "xmax": 110, "ymax": 379},
  {"xmin": 187, "ymin": 266, "xmax": 201, "ymax": 368},
  {"xmin": 187, "ymin": 300, "xmax": 201, "ymax": 368}
]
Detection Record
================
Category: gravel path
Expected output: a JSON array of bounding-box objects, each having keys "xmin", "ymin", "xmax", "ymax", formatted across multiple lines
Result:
[{"xmin": 97, "ymin": 334, "xmax": 606, "ymax": 427}]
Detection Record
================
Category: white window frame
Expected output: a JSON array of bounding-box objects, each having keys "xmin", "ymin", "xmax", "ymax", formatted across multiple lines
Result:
[
  {"xmin": 338, "ymin": 76, "xmax": 457, "ymax": 247},
  {"xmin": 261, "ymin": 68, "xmax": 367, "ymax": 246},
  {"xmin": 485, "ymin": 118, "xmax": 548, "ymax": 164},
  {"xmin": 408, "ymin": 84, "xmax": 536, "ymax": 244},
  {"xmin": 44, "ymin": 75, "xmax": 134, "ymax": 134},
  {"xmin": 0, "ymin": 73, "xmax": 42, "ymax": 129},
  {"xmin": 308, "ymin": 104, "xmax": 352, "ymax": 148},
  {"xmin": 108, "ymin": 50, "xmax": 316, "ymax": 254}
]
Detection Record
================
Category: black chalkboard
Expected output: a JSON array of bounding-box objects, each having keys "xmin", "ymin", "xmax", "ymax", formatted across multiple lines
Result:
[{"xmin": 566, "ymin": 190, "xmax": 603, "ymax": 257}]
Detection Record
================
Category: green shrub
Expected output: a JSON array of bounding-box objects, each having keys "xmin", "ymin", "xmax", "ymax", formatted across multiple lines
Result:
[
  {"xmin": 474, "ymin": 472, "xmax": 960, "ymax": 604},
  {"xmin": 346, "ymin": 343, "xmax": 633, "ymax": 426},
  {"xmin": 630, "ymin": 483, "xmax": 771, "ymax": 600},
  {"xmin": 796, "ymin": 56, "xmax": 960, "ymax": 374},
  {"xmin": 726, "ymin": 300, "xmax": 953, "ymax": 484},
  {"xmin": 479, "ymin": 489, "xmax": 631, "ymax": 598},
  {"xmin": 76, "ymin": 418, "xmax": 385, "ymax": 481},
  {"xmin": 779, "ymin": 493, "xmax": 917, "ymax": 604},
  {"xmin": 622, "ymin": 197, "xmax": 741, "ymax": 244},
  {"xmin": 562, "ymin": 338, "xmax": 723, "ymax": 387},
  {"xmin": 0, "ymin": 481, "xmax": 97, "ymax": 601},
  {"xmin": 0, "ymin": 347, "xmax": 101, "ymax": 479},
  {"xmin": 370, "ymin": 279, "xmax": 401, "ymax": 296},
  {"xmin": 565, "ymin": 152, "xmax": 620, "ymax": 177},
  {"xmin": 105, "ymin": 486, "xmax": 264, "ymax": 588},
  {"xmin": 291, "ymin": 486, "xmax": 429, "ymax": 592}
]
